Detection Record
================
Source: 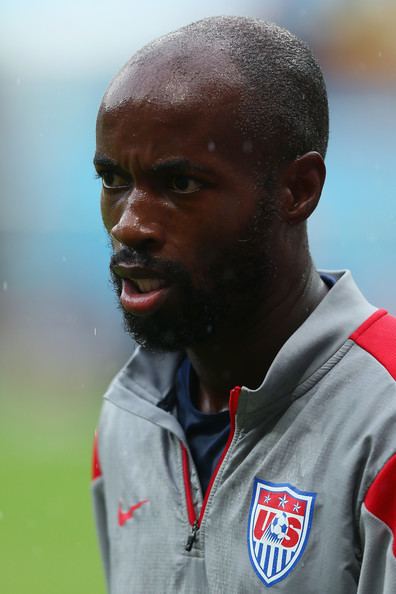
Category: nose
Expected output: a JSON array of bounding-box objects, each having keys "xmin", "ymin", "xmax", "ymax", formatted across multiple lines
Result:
[{"xmin": 110, "ymin": 192, "xmax": 166, "ymax": 253}]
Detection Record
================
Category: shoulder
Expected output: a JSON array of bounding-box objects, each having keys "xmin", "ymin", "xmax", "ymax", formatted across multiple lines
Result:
[
  {"xmin": 349, "ymin": 309, "xmax": 396, "ymax": 380},
  {"xmin": 347, "ymin": 310, "xmax": 396, "ymax": 545},
  {"xmin": 361, "ymin": 452, "xmax": 396, "ymax": 561}
]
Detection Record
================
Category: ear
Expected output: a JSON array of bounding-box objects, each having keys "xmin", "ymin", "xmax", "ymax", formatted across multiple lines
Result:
[{"xmin": 279, "ymin": 151, "xmax": 326, "ymax": 224}]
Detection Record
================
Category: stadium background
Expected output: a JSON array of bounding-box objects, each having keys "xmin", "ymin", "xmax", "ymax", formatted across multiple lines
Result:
[{"xmin": 1, "ymin": 1, "xmax": 396, "ymax": 591}]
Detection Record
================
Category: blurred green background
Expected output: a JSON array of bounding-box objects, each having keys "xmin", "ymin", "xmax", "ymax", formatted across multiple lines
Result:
[
  {"xmin": 1, "ymin": 0, "xmax": 396, "ymax": 592},
  {"xmin": 0, "ymin": 384, "xmax": 105, "ymax": 592}
]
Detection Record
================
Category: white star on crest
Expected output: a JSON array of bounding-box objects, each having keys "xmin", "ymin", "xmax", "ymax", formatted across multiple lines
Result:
[
  {"xmin": 264, "ymin": 494, "xmax": 271, "ymax": 503},
  {"xmin": 278, "ymin": 495, "xmax": 289, "ymax": 508},
  {"xmin": 293, "ymin": 502, "xmax": 301, "ymax": 512}
]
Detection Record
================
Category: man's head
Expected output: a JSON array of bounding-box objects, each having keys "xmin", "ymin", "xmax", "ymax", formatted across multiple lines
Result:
[{"xmin": 94, "ymin": 16, "xmax": 328, "ymax": 351}]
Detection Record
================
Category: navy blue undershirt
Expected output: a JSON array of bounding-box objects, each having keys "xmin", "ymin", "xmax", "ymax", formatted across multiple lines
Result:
[
  {"xmin": 175, "ymin": 273, "xmax": 337, "ymax": 495},
  {"xmin": 176, "ymin": 358, "xmax": 230, "ymax": 495},
  {"xmin": 320, "ymin": 273, "xmax": 337, "ymax": 290}
]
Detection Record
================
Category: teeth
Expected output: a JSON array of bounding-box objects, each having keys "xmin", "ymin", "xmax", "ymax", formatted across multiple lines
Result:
[{"xmin": 133, "ymin": 278, "xmax": 166, "ymax": 293}]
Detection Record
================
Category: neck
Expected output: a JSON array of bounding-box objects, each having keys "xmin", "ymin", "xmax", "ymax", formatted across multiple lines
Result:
[{"xmin": 186, "ymin": 260, "xmax": 328, "ymax": 414}]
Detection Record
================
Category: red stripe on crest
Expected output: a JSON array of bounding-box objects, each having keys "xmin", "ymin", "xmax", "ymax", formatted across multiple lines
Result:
[
  {"xmin": 350, "ymin": 309, "xmax": 396, "ymax": 379},
  {"xmin": 92, "ymin": 431, "xmax": 102, "ymax": 480},
  {"xmin": 364, "ymin": 454, "xmax": 396, "ymax": 556}
]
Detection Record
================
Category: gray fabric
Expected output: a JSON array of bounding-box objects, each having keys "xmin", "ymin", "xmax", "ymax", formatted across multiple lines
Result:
[
  {"xmin": 92, "ymin": 270, "xmax": 396, "ymax": 593},
  {"xmin": 92, "ymin": 476, "xmax": 111, "ymax": 591},
  {"xmin": 359, "ymin": 506, "xmax": 396, "ymax": 594}
]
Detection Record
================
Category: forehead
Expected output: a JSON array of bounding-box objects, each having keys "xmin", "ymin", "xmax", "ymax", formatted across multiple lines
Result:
[
  {"xmin": 102, "ymin": 40, "xmax": 243, "ymax": 111},
  {"xmin": 96, "ymin": 45, "xmax": 253, "ymax": 165}
]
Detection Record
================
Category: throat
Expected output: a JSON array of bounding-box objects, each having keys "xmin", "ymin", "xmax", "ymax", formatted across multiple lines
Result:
[
  {"xmin": 186, "ymin": 268, "xmax": 329, "ymax": 414},
  {"xmin": 195, "ymin": 384, "xmax": 231, "ymax": 414},
  {"xmin": 187, "ymin": 346, "xmax": 267, "ymax": 414},
  {"xmin": 186, "ymin": 363, "xmax": 230, "ymax": 414}
]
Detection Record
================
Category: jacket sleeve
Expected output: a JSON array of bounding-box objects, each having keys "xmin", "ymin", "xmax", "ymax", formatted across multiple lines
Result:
[
  {"xmin": 358, "ymin": 454, "xmax": 396, "ymax": 593},
  {"xmin": 91, "ymin": 431, "xmax": 111, "ymax": 593}
]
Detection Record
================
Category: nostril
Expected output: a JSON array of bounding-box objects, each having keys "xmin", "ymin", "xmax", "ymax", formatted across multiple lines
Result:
[{"xmin": 110, "ymin": 219, "xmax": 165, "ymax": 251}]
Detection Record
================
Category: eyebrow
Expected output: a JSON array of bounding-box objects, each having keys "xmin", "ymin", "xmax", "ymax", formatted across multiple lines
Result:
[
  {"xmin": 93, "ymin": 153, "xmax": 118, "ymax": 169},
  {"xmin": 93, "ymin": 154, "xmax": 212, "ymax": 176},
  {"xmin": 150, "ymin": 158, "xmax": 212, "ymax": 175}
]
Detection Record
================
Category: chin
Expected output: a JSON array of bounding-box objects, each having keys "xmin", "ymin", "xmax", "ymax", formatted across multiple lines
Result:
[{"xmin": 121, "ymin": 308, "xmax": 216, "ymax": 352}]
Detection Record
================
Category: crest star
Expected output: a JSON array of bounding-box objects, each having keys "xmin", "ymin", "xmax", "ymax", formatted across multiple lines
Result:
[
  {"xmin": 278, "ymin": 495, "xmax": 289, "ymax": 508},
  {"xmin": 293, "ymin": 502, "xmax": 301, "ymax": 512},
  {"xmin": 264, "ymin": 494, "xmax": 271, "ymax": 503}
]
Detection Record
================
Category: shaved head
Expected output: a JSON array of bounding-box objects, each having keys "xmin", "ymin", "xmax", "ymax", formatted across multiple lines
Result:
[
  {"xmin": 103, "ymin": 36, "xmax": 242, "ymax": 110},
  {"xmin": 102, "ymin": 16, "xmax": 329, "ymax": 173}
]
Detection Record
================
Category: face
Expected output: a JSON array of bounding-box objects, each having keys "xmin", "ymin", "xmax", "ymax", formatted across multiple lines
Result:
[{"xmin": 95, "ymin": 53, "xmax": 282, "ymax": 351}]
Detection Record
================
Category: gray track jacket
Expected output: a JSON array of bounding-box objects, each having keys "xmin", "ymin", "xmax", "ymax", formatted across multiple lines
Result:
[{"xmin": 92, "ymin": 271, "xmax": 396, "ymax": 593}]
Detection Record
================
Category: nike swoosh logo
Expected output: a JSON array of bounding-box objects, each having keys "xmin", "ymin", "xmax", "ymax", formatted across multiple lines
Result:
[{"xmin": 118, "ymin": 499, "xmax": 149, "ymax": 527}]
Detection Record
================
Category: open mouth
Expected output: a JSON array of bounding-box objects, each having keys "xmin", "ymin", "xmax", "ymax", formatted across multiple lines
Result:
[
  {"xmin": 110, "ymin": 262, "xmax": 174, "ymax": 315},
  {"xmin": 127, "ymin": 277, "xmax": 169, "ymax": 294},
  {"xmin": 120, "ymin": 278, "xmax": 171, "ymax": 315}
]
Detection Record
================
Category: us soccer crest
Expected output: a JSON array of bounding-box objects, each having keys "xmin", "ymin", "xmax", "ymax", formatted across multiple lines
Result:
[{"xmin": 247, "ymin": 478, "xmax": 316, "ymax": 587}]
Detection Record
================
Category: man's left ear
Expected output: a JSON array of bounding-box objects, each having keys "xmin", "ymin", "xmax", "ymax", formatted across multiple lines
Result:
[{"xmin": 279, "ymin": 151, "xmax": 326, "ymax": 224}]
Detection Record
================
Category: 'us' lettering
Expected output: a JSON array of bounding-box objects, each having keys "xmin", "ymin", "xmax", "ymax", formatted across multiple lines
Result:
[
  {"xmin": 282, "ymin": 516, "xmax": 301, "ymax": 549},
  {"xmin": 254, "ymin": 509, "xmax": 276, "ymax": 540}
]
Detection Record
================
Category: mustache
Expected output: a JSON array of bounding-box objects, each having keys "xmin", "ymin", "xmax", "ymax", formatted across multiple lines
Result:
[{"xmin": 109, "ymin": 247, "xmax": 189, "ymax": 282}]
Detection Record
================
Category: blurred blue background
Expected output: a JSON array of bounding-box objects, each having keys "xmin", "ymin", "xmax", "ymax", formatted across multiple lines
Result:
[{"xmin": 1, "ymin": 1, "xmax": 396, "ymax": 592}]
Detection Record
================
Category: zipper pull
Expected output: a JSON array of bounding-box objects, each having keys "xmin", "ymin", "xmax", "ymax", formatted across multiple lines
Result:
[{"xmin": 185, "ymin": 520, "xmax": 199, "ymax": 551}]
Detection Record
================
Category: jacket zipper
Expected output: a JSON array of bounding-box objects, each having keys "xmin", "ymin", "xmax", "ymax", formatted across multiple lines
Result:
[{"xmin": 181, "ymin": 386, "xmax": 241, "ymax": 551}]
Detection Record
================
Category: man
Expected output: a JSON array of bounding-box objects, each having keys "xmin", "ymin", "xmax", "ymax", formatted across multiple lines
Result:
[{"xmin": 92, "ymin": 16, "xmax": 396, "ymax": 593}]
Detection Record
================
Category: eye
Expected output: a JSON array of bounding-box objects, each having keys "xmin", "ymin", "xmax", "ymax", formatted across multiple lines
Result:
[
  {"xmin": 169, "ymin": 175, "xmax": 202, "ymax": 194},
  {"xmin": 98, "ymin": 171, "xmax": 131, "ymax": 190}
]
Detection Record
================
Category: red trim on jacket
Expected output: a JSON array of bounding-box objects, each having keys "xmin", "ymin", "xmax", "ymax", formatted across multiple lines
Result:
[
  {"xmin": 198, "ymin": 386, "xmax": 241, "ymax": 525},
  {"xmin": 181, "ymin": 386, "xmax": 242, "ymax": 527},
  {"xmin": 181, "ymin": 444, "xmax": 196, "ymax": 526},
  {"xmin": 92, "ymin": 431, "xmax": 102, "ymax": 480},
  {"xmin": 364, "ymin": 453, "xmax": 396, "ymax": 557},
  {"xmin": 350, "ymin": 309, "xmax": 396, "ymax": 379}
]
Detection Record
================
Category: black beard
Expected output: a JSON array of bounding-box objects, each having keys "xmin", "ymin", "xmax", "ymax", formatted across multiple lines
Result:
[
  {"xmin": 109, "ymin": 195, "xmax": 277, "ymax": 352},
  {"xmin": 110, "ymin": 260, "xmax": 224, "ymax": 351}
]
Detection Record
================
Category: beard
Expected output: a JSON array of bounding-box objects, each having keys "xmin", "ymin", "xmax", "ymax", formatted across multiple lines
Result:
[{"xmin": 109, "ymin": 194, "xmax": 278, "ymax": 352}]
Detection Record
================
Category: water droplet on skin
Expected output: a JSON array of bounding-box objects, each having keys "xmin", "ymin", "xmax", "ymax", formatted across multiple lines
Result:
[
  {"xmin": 378, "ymin": 51, "xmax": 382, "ymax": 58},
  {"xmin": 208, "ymin": 140, "xmax": 216, "ymax": 152},
  {"xmin": 94, "ymin": 328, "xmax": 97, "ymax": 336},
  {"xmin": 2, "ymin": 281, "xmax": 8, "ymax": 291}
]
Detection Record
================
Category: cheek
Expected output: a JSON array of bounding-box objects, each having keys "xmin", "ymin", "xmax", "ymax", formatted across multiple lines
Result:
[{"xmin": 179, "ymin": 225, "xmax": 241, "ymax": 285}]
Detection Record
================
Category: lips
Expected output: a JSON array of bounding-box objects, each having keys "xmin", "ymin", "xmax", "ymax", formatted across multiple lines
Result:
[{"xmin": 111, "ymin": 264, "xmax": 172, "ymax": 315}]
